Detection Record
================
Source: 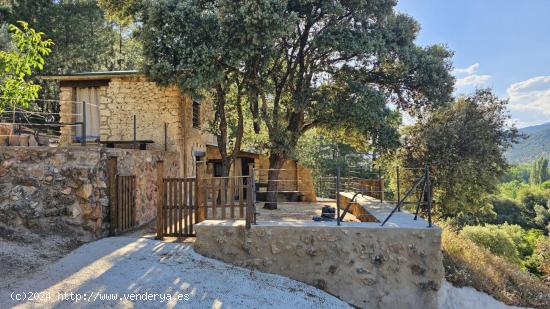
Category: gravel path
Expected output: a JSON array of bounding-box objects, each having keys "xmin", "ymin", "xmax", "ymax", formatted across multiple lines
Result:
[{"xmin": 0, "ymin": 237, "xmax": 351, "ymax": 309}]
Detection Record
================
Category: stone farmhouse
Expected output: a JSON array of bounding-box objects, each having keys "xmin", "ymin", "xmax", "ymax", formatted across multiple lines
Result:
[{"xmin": 43, "ymin": 71, "xmax": 316, "ymax": 201}]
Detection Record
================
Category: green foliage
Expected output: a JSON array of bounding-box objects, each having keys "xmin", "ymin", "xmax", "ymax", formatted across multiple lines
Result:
[
  {"xmin": 442, "ymin": 227, "xmax": 550, "ymax": 308},
  {"xmin": 296, "ymin": 129, "xmax": 375, "ymax": 178},
  {"xmin": 134, "ymin": 0, "xmax": 454, "ymax": 169},
  {"xmin": 517, "ymin": 186, "xmax": 550, "ymax": 226},
  {"xmin": 489, "ymin": 197, "xmax": 529, "ymax": 227},
  {"xmin": 398, "ymin": 89, "xmax": 520, "ymax": 222},
  {"xmin": 98, "ymin": 0, "xmax": 142, "ymax": 25},
  {"xmin": 499, "ymin": 180, "xmax": 530, "ymax": 200},
  {"xmin": 0, "ymin": 21, "xmax": 53, "ymax": 112},
  {"xmin": 530, "ymin": 157, "xmax": 549, "ymax": 185},
  {"xmin": 4, "ymin": 0, "xmax": 142, "ymax": 74},
  {"xmin": 500, "ymin": 163, "xmax": 531, "ymax": 183},
  {"xmin": 534, "ymin": 204, "xmax": 550, "ymax": 229},
  {"xmin": 460, "ymin": 224, "xmax": 521, "ymax": 264}
]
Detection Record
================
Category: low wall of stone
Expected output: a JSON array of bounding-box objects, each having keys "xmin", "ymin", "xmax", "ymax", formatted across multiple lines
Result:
[
  {"xmin": 194, "ymin": 221, "xmax": 443, "ymax": 309},
  {"xmin": 0, "ymin": 146, "xmax": 179, "ymax": 241}
]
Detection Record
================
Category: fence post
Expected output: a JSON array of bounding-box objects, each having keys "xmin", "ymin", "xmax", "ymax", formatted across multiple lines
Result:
[
  {"xmin": 133, "ymin": 115, "xmax": 137, "ymax": 150},
  {"xmin": 426, "ymin": 164, "xmax": 433, "ymax": 228},
  {"xmin": 336, "ymin": 166, "xmax": 341, "ymax": 226},
  {"xmin": 164, "ymin": 122, "xmax": 168, "ymax": 151},
  {"xmin": 81, "ymin": 101, "xmax": 86, "ymax": 146},
  {"xmin": 156, "ymin": 160, "xmax": 164, "ymax": 239},
  {"xmin": 250, "ymin": 163, "xmax": 257, "ymax": 225},
  {"xmin": 196, "ymin": 161, "xmax": 206, "ymax": 223},
  {"xmin": 246, "ymin": 172, "xmax": 254, "ymax": 229},
  {"xmin": 107, "ymin": 156, "xmax": 118, "ymax": 236},
  {"xmin": 379, "ymin": 177, "xmax": 385, "ymax": 203},
  {"xmin": 396, "ymin": 166, "xmax": 401, "ymax": 211}
]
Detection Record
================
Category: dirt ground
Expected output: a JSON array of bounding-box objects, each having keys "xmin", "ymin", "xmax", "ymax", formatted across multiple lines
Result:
[
  {"xmin": 0, "ymin": 237, "xmax": 352, "ymax": 308},
  {"xmin": 0, "ymin": 226, "xmax": 83, "ymax": 288}
]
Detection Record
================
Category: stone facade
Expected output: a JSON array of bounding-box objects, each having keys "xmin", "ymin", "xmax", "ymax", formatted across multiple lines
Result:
[
  {"xmin": 194, "ymin": 221, "xmax": 443, "ymax": 309},
  {"xmin": 58, "ymin": 74, "xmax": 216, "ymax": 177},
  {"xmin": 0, "ymin": 146, "xmax": 179, "ymax": 241}
]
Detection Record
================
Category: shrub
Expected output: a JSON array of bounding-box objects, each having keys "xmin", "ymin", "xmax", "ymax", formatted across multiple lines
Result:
[
  {"xmin": 534, "ymin": 204, "xmax": 550, "ymax": 229},
  {"xmin": 534, "ymin": 237, "xmax": 550, "ymax": 281},
  {"xmin": 490, "ymin": 197, "xmax": 529, "ymax": 226},
  {"xmin": 460, "ymin": 224, "xmax": 520, "ymax": 263},
  {"xmin": 442, "ymin": 227, "xmax": 550, "ymax": 308}
]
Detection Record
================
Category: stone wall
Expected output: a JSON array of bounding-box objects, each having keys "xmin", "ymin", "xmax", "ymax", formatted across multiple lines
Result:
[
  {"xmin": 0, "ymin": 146, "xmax": 109, "ymax": 241},
  {"xmin": 194, "ymin": 221, "xmax": 444, "ymax": 308},
  {"xmin": 0, "ymin": 146, "xmax": 180, "ymax": 241}
]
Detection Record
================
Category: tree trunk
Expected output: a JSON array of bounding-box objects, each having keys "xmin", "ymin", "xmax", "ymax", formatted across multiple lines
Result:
[{"xmin": 264, "ymin": 153, "xmax": 286, "ymax": 210}]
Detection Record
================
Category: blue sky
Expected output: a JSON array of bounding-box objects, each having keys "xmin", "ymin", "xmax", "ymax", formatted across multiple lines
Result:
[{"xmin": 396, "ymin": 0, "xmax": 550, "ymax": 128}]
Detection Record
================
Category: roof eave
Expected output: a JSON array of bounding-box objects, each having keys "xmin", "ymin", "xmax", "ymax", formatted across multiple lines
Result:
[{"xmin": 41, "ymin": 70, "xmax": 142, "ymax": 81}]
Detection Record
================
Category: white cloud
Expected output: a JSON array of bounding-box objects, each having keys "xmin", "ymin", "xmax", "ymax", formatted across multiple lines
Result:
[
  {"xmin": 453, "ymin": 63, "xmax": 491, "ymax": 88},
  {"xmin": 455, "ymin": 74, "xmax": 492, "ymax": 87},
  {"xmin": 507, "ymin": 76, "xmax": 550, "ymax": 127},
  {"xmin": 453, "ymin": 63, "xmax": 480, "ymax": 75}
]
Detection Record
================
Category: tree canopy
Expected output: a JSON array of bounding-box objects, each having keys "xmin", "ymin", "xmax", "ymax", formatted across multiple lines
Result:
[
  {"xmin": 101, "ymin": 0, "xmax": 455, "ymax": 208},
  {"xmin": 2, "ymin": 0, "xmax": 142, "ymax": 74},
  {"xmin": 397, "ymin": 89, "xmax": 520, "ymax": 225},
  {"xmin": 0, "ymin": 21, "xmax": 53, "ymax": 112}
]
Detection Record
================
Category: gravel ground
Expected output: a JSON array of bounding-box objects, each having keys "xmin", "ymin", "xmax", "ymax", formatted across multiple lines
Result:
[
  {"xmin": 0, "ymin": 237, "xmax": 352, "ymax": 309},
  {"xmin": 0, "ymin": 226, "xmax": 83, "ymax": 286}
]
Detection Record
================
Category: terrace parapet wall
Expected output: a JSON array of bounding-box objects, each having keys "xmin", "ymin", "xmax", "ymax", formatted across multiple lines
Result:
[{"xmin": 194, "ymin": 221, "xmax": 443, "ymax": 309}]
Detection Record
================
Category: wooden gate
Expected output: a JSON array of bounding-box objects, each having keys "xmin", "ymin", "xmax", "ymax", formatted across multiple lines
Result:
[
  {"xmin": 156, "ymin": 162, "xmax": 255, "ymax": 239},
  {"xmin": 111, "ymin": 175, "xmax": 137, "ymax": 234},
  {"xmin": 159, "ymin": 178, "xmax": 197, "ymax": 237}
]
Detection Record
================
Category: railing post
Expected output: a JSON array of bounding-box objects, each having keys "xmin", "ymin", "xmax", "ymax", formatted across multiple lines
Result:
[
  {"xmin": 396, "ymin": 166, "xmax": 401, "ymax": 211},
  {"xmin": 426, "ymin": 164, "xmax": 433, "ymax": 228},
  {"xmin": 248, "ymin": 163, "xmax": 257, "ymax": 225},
  {"xmin": 245, "ymin": 175, "xmax": 253, "ymax": 229},
  {"xmin": 107, "ymin": 156, "xmax": 118, "ymax": 236},
  {"xmin": 156, "ymin": 160, "xmax": 164, "ymax": 239},
  {"xmin": 196, "ymin": 161, "xmax": 206, "ymax": 223},
  {"xmin": 133, "ymin": 115, "xmax": 137, "ymax": 150},
  {"xmin": 336, "ymin": 166, "xmax": 341, "ymax": 226},
  {"xmin": 81, "ymin": 101, "xmax": 86, "ymax": 146},
  {"xmin": 164, "ymin": 122, "xmax": 168, "ymax": 151},
  {"xmin": 379, "ymin": 177, "xmax": 385, "ymax": 203}
]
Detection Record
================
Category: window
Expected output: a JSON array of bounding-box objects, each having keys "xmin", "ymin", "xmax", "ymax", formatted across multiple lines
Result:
[
  {"xmin": 192, "ymin": 101, "xmax": 200, "ymax": 128},
  {"xmin": 74, "ymin": 87, "xmax": 100, "ymax": 142}
]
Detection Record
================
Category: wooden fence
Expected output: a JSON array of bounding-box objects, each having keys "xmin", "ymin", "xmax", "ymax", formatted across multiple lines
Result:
[
  {"xmin": 358, "ymin": 178, "xmax": 385, "ymax": 201},
  {"xmin": 108, "ymin": 157, "xmax": 137, "ymax": 235},
  {"xmin": 116, "ymin": 175, "xmax": 137, "ymax": 232},
  {"xmin": 159, "ymin": 177, "xmax": 197, "ymax": 237},
  {"xmin": 156, "ymin": 161, "xmax": 255, "ymax": 239}
]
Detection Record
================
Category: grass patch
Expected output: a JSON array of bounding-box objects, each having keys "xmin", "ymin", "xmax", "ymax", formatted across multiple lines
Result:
[{"xmin": 442, "ymin": 227, "xmax": 550, "ymax": 308}]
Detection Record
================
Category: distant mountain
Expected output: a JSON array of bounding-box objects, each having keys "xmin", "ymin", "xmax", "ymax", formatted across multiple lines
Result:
[{"xmin": 506, "ymin": 122, "xmax": 550, "ymax": 164}]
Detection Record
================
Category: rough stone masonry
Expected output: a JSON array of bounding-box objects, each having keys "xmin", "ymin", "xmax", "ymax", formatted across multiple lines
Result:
[
  {"xmin": 194, "ymin": 221, "xmax": 444, "ymax": 309},
  {"xmin": 0, "ymin": 146, "xmax": 178, "ymax": 241}
]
